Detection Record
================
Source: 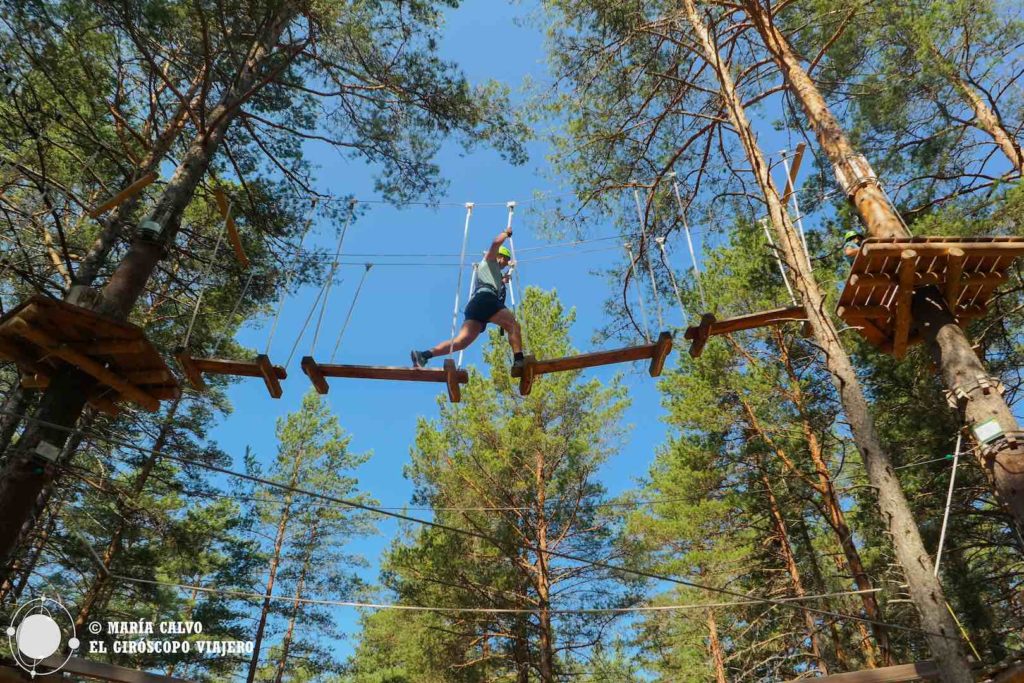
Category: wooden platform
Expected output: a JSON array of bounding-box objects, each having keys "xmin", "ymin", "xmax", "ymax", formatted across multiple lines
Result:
[
  {"xmin": 301, "ymin": 356, "xmax": 468, "ymax": 403},
  {"xmin": 0, "ymin": 295, "xmax": 179, "ymax": 414},
  {"xmin": 511, "ymin": 331, "xmax": 672, "ymax": 396},
  {"xmin": 837, "ymin": 236, "xmax": 1024, "ymax": 357},
  {"xmin": 684, "ymin": 306, "xmax": 807, "ymax": 358},
  {"xmin": 175, "ymin": 349, "xmax": 286, "ymax": 398}
]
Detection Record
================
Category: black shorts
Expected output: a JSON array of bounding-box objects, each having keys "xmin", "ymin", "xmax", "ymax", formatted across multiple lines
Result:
[{"xmin": 464, "ymin": 292, "xmax": 505, "ymax": 330}]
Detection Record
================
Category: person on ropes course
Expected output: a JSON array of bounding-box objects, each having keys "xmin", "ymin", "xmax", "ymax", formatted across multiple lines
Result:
[
  {"xmin": 411, "ymin": 225, "xmax": 525, "ymax": 369},
  {"xmin": 843, "ymin": 229, "xmax": 864, "ymax": 265}
]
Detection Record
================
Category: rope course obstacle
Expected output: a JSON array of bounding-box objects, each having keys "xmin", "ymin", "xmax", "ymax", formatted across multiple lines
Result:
[
  {"xmin": 300, "ymin": 201, "xmax": 469, "ymax": 402},
  {"xmin": 175, "ymin": 189, "xmax": 287, "ymax": 398}
]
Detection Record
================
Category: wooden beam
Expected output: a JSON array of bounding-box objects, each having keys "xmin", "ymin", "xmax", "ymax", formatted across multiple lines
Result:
[
  {"xmin": 838, "ymin": 305, "xmax": 893, "ymax": 321},
  {"xmin": 786, "ymin": 660, "xmax": 939, "ymax": 682},
  {"xmin": 19, "ymin": 373, "xmax": 48, "ymax": 389},
  {"xmin": 510, "ymin": 342, "xmax": 657, "ymax": 376},
  {"xmin": 190, "ymin": 357, "xmax": 287, "ymax": 379},
  {"xmin": 686, "ymin": 313, "xmax": 715, "ymax": 358},
  {"xmin": 313, "ymin": 363, "xmax": 469, "ymax": 384},
  {"xmin": 518, "ymin": 354, "xmax": 537, "ymax": 396},
  {"xmin": 862, "ymin": 242, "xmax": 1024, "ymax": 258},
  {"xmin": 87, "ymin": 171, "xmax": 158, "ymax": 218},
  {"xmin": 73, "ymin": 339, "xmax": 148, "ymax": 356},
  {"xmin": 945, "ymin": 247, "xmax": 965, "ymax": 310},
  {"xmin": 301, "ymin": 356, "xmax": 329, "ymax": 395},
  {"xmin": 444, "ymin": 359, "xmax": 461, "ymax": 402},
  {"xmin": 850, "ymin": 271, "xmax": 1005, "ymax": 290},
  {"xmin": 174, "ymin": 348, "xmax": 206, "ymax": 390},
  {"xmin": 8, "ymin": 318, "xmax": 159, "ymax": 411},
  {"xmin": 31, "ymin": 655, "xmax": 197, "ymax": 683},
  {"xmin": 255, "ymin": 354, "xmax": 284, "ymax": 398},
  {"xmin": 892, "ymin": 249, "xmax": 916, "ymax": 359},
  {"xmin": 124, "ymin": 369, "xmax": 172, "ymax": 385},
  {"xmin": 781, "ymin": 141, "xmax": 806, "ymax": 203},
  {"xmin": 648, "ymin": 331, "xmax": 673, "ymax": 376},
  {"xmin": 213, "ymin": 188, "xmax": 249, "ymax": 268}
]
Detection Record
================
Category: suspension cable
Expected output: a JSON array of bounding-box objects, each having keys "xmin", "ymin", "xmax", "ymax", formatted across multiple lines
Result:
[
  {"xmin": 329, "ymin": 263, "xmax": 373, "ymax": 364},
  {"xmin": 182, "ymin": 217, "xmax": 229, "ymax": 349},
  {"xmin": 457, "ymin": 261, "xmax": 478, "ymax": 368},
  {"xmin": 633, "ymin": 188, "xmax": 664, "ymax": 332},
  {"xmin": 212, "ymin": 271, "xmax": 256, "ymax": 357},
  {"xmin": 669, "ymin": 174, "xmax": 707, "ymax": 309},
  {"xmin": 623, "ymin": 241, "xmax": 652, "ymax": 344},
  {"xmin": 934, "ymin": 431, "xmax": 963, "ymax": 577},
  {"xmin": 654, "ymin": 237, "xmax": 689, "ymax": 326},
  {"xmin": 264, "ymin": 204, "xmax": 317, "ymax": 356},
  {"xmin": 311, "ymin": 199, "xmax": 357, "ymax": 355},
  {"xmin": 448, "ymin": 203, "xmax": 474, "ymax": 361},
  {"xmin": 760, "ymin": 218, "xmax": 798, "ymax": 306},
  {"xmin": 504, "ymin": 201, "xmax": 527, "ymax": 353}
]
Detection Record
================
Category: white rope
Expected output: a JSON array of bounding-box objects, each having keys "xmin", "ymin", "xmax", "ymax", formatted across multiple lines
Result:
[
  {"xmin": 633, "ymin": 188, "xmax": 664, "ymax": 331},
  {"xmin": 311, "ymin": 200, "xmax": 357, "ymax": 355},
  {"xmin": 505, "ymin": 201, "xmax": 527, "ymax": 352},
  {"xmin": 329, "ymin": 263, "xmax": 373, "ymax": 363},
  {"xmin": 781, "ymin": 151, "xmax": 814, "ymax": 271},
  {"xmin": 448, "ymin": 203, "xmax": 474, "ymax": 360},
  {"xmin": 457, "ymin": 263, "xmax": 478, "ymax": 367},
  {"xmin": 934, "ymin": 432, "xmax": 963, "ymax": 577},
  {"xmin": 623, "ymin": 241, "xmax": 652, "ymax": 344},
  {"xmin": 670, "ymin": 175, "xmax": 707, "ymax": 308},
  {"xmin": 212, "ymin": 271, "xmax": 256, "ymax": 357},
  {"xmin": 264, "ymin": 210, "xmax": 316, "ymax": 355},
  {"xmin": 655, "ymin": 237, "xmax": 689, "ymax": 326},
  {"xmin": 760, "ymin": 218, "xmax": 798, "ymax": 305},
  {"xmin": 182, "ymin": 217, "xmax": 229, "ymax": 348}
]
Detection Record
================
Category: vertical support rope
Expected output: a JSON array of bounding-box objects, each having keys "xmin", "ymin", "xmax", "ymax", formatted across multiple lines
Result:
[
  {"xmin": 633, "ymin": 189, "xmax": 664, "ymax": 332},
  {"xmin": 655, "ymin": 237, "xmax": 688, "ymax": 326},
  {"xmin": 457, "ymin": 262, "xmax": 478, "ymax": 367},
  {"xmin": 183, "ymin": 217, "xmax": 229, "ymax": 349},
  {"xmin": 265, "ymin": 205, "xmax": 317, "ymax": 356},
  {"xmin": 329, "ymin": 263, "xmax": 373, "ymax": 363},
  {"xmin": 934, "ymin": 431, "xmax": 963, "ymax": 577},
  {"xmin": 449, "ymin": 203, "xmax": 474, "ymax": 360},
  {"xmin": 761, "ymin": 218, "xmax": 798, "ymax": 305},
  {"xmin": 311, "ymin": 199, "xmax": 357, "ymax": 355},
  {"xmin": 670, "ymin": 176, "xmax": 707, "ymax": 309},
  {"xmin": 781, "ymin": 151, "xmax": 813, "ymax": 271},
  {"xmin": 213, "ymin": 271, "xmax": 256, "ymax": 357},
  {"xmin": 505, "ymin": 201, "xmax": 527, "ymax": 353},
  {"xmin": 623, "ymin": 241, "xmax": 652, "ymax": 344}
]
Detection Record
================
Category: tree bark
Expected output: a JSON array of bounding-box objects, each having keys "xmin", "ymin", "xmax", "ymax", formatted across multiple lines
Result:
[
  {"xmin": 272, "ymin": 519, "xmax": 320, "ymax": 683},
  {"xmin": 792, "ymin": 518, "xmax": 853, "ymax": 669},
  {"xmin": 706, "ymin": 608, "xmax": 728, "ymax": 683},
  {"xmin": 742, "ymin": 0, "xmax": 1024, "ymax": 531},
  {"xmin": 533, "ymin": 450, "xmax": 556, "ymax": 683},
  {"xmin": 0, "ymin": 4, "xmax": 298, "ymax": 573},
  {"xmin": 680, "ymin": 2, "xmax": 974, "ymax": 679}
]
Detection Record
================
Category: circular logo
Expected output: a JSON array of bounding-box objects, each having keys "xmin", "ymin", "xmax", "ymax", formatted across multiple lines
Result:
[{"xmin": 5, "ymin": 595, "xmax": 79, "ymax": 677}]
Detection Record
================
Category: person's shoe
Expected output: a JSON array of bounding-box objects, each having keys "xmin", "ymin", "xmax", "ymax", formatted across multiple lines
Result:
[
  {"xmin": 411, "ymin": 350, "xmax": 429, "ymax": 368},
  {"xmin": 511, "ymin": 356, "xmax": 526, "ymax": 371}
]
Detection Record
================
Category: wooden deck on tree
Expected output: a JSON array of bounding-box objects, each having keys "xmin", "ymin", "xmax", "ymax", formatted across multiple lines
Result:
[
  {"xmin": 175, "ymin": 349, "xmax": 286, "ymax": 398},
  {"xmin": 301, "ymin": 356, "xmax": 468, "ymax": 403},
  {"xmin": 837, "ymin": 236, "xmax": 1024, "ymax": 357},
  {"xmin": 510, "ymin": 331, "xmax": 672, "ymax": 396},
  {"xmin": 0, "ymin": 295, "xmax": 179, "ymax": 414},
  {"xmin": 683, "ymin": 306, "xmax": 808, "ymax": 358}
]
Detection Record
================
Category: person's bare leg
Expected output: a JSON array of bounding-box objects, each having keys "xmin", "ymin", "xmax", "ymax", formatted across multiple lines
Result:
[
  {"xmin": 426, "ymin": 321, "xmax": 482, "ymax": 358},
  {"xmin": 489, "ymin": 309, "xmax": 522, "ymax": 354}
]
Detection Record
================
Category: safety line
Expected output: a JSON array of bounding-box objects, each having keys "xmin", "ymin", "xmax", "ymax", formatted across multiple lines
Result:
[{"xmin": 448, "ymin": 203, "xmax": 474, "ymax": 360}]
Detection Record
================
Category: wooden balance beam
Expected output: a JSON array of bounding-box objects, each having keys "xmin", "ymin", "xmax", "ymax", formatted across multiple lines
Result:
[
  {"xmin": 301, "ymin": 356, "xmax": 468, "ymax": 403},
  {"xmin": 511, "ymin": 331, "xmax": 672, "ymax": 396},
  {"xmin": 87, "ymin": 171, "xmax": 158, "ymax": 218},
  {"xmin": 175, "ymin": 349, "xmax": 286, "ymax": 398},
  {"xmin": 683, "ymin": 306, "xmax": 808, "ymax": 358}
]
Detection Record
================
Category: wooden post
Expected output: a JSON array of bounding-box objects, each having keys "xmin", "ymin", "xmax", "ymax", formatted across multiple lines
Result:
[
  {"xmin": 648, "ymin": 331, "xmax": 673, "ymax": 376},
  {"xmin": 518, "ymin": 355, "xmax": 536, "ymax": 396},
  {"xmin": 301, "ymin": 356, "xmax": 329, "ymax": 395},
  {"xmin": 214, "ymin": 188, "xmax": 250, "ymax": 268},
  {"xmin": 174, "ymin": 347, "xmax": 206, "ymax": 390},
  {"xmin": 892, "ymin": 250, "xmax": 917, "ymax": 359},
  {"xmin": 444, "ymin": 359, "xmax": 461, "ymax": 403},
  {"xmin": 945, "ymin": 248, "xmax": 965, "ymax": 313},
  {"xmin": 255, "ymin": 354, "xmax": 284, "ymax": 398},
  {"xmin": 688, "ymin": 313, "xmax": 716, "ymax": 358}
]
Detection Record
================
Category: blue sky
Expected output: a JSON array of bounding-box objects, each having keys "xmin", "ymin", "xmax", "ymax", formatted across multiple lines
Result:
[{"xmin": 203, "ymin": 0, "xmax": 792, "ymax": 663}]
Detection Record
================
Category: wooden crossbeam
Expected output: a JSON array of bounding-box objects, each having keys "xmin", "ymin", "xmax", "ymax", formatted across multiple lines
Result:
[
  {"xmin": 7, "ymin": 318, "xmax": 159, "ymax": 411},
  {"xmin": 683, "ymin": 307, "xmax": 807, "ymax": 358},
  {"xmin": 301, "ymin": 356, "xmax": 330, "ymax": 394},
  {"xmin": 175, "ymin": 349, "xmax": 285, "ymax": 397},
  {"xmin": 861, "ymin": 241, "xmax": 1024, "ymax": 258},
  {"xmin": 256, "ymin": 353, "xmax": 283, "ymax": 398},
  {"xmin": 73, "ymin": 339, "xmax": 149, "ymax": 355},
  {"xmin": 301, "ymin": 357, "xmax": 468, "ymax": 403},
  {"xmin": 785, "ymin": 660, "xmax": 939, "ymax": 682},
  {"xmin": 512, "ymin": 332, "xmax": 673, "ymax": 396},
  {"xmin": 444, "ymin": 358, "xmax": 462, "ymax": 402},
  {"xmin": 213, "ymin": 188, "xmax": 249, "ymax": 268},
  {"xmin": 24, "ymin": 654, "xmax": 198, "ymax": 682},
  {"xmin": 892, "ymin": 249, "xmax": 916, "ymax": 358},
  {"xmin": 87, "ymin": 171, "xmax": 158, "ymax": 218},
  {"xmin": 849, "ymin": 271, "xmax": 1005, "ymax": 290}
]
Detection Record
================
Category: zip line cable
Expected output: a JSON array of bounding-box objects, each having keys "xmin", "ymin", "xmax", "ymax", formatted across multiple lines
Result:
[{"xmin": 1, "ymin": 408, "xmax": 959, "ymax": 642}]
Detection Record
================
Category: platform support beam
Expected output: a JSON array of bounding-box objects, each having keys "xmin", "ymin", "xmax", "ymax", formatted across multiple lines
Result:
[
  {"xmin": 689, "ymin": 313, "xmax": 715, "ymax": 358},
  {"xmin": 255, "ymin": 354, "xmax": 283, "ymax": 398},
  {"xmin": 945, "ymin": 247, "xmax": 965, "ymax": 312},
  {"xmin": 518, "ymin": 355, "xmax": 537, "ymax": 396},
  {"xmin": 301, "ymin": 356, "xmax": 329, "ymax": 395},
  {"xmin": 174, "ymin": 348, "xmax": 206, "ymax": 390},
  {"xmin": 892, "ymin": 250, "xmax": 916, "ymax": 358},
  {"xmin": 444, "ymin": 359, "xmax": 462, "ymax": 403},
  {"xmin": 649, "ymin": 331, "xmax": 673, "ymax": 376}
]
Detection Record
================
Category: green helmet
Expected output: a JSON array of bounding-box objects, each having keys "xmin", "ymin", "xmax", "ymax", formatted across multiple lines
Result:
[
  {"xmin": 843, "ymin": 230, "xmax": 862, "ymax": 242},
  {"xmin": 498, "ymin": 245, "xmax": 512, "ymax": 259}
]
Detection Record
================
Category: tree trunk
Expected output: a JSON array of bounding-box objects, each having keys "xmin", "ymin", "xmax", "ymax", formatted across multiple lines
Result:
[
  {"xmin": 533, "ymin": 453, "xmax": 556, "ymax": 683},
  {"xmin": 0, "ymin": 512, "xmax": 53, "ymax": 605},
  {"xmin": 760, "ymin": 469, "xmax": 830, "ymax": 675},
  {"xmin": 0, "ymin": 386, "xmax": 30, "ymax": 458},
  {"xmin": 706, "ymin": 608, "xmax": 728, "ymax": 683},
  {"xmin": 0, "ymin": 5, "xmax": 298, "ymax": 572},
  {"xmin": 742, "ymin": 0, "xmax": 1024, "ymax": 531},
  {"xmin": 272, "ymin": 519, "xmax": 320, "ymax": 683},
  {"xmin": 792, "ymin": 517, "xmax": 853, "ymax": 669},
  {"xmin": 680, "ymin": 2, "xmax": 974, "ymax": 680}
]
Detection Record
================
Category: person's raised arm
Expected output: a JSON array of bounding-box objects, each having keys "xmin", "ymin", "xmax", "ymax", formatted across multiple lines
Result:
[{"xmin": 484, "ymin": 226, "xmax": 512, "ymax": 261}]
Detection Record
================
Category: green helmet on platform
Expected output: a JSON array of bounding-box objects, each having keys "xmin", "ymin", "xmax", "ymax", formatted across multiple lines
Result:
[
  {"xmin": 843, "ymin": 229, "xmax": 862, "ymax": 242},
  {"xmin": 498, "ymin": 245, "xmax": 512, "ymax": 259}
]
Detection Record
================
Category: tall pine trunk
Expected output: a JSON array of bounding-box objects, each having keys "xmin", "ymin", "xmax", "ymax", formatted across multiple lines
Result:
[
  {"xmin": 0, "ymin": 4, "xmax": 298, "ymax": 573},
  {"xmin": 706, "ymin": 608, "xmax": 728, "ymax": 683},
  {"xmin": 742, "ymin": 0, "xmax": 1024, "ymax": 530},
  {"xmin": 271, "ymin": 519, "xmax": 320, "ymax": 683},
  {"xmin": 533, "ymin": 451, "xmax": 556, "ymax": 682},
  {"xmin": 680, "ymin": 2, "xmax": 973, "ymax": 679}
]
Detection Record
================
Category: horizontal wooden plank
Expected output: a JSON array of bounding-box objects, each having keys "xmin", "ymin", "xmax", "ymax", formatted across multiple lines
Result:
[
  {"xmin": 709, "ymin": 306, "xmax": 806, "ymax": 336},
  {"xmin": 192, "ymin": 357, "xmax": 286, "ymax": 379},
  {"xmin": 850, "ymin": 271, "xmax": 1007, "ymax": 290},
  {"xmin": 513, "ymin": 342, "xmax": 656, "ymax": 377},
  {"xmin": 314, "ymin": 363, "xmax": 469, "ymax": 383},
  {"xmin": 786, "ymin": 661, "xmax": 938, "ymax": 683},
  {"xmin": 73, "ymin": 339, "xmax": 149, "ymax": 355},
  {"xmin": 124, "ymin": 369, "xmax": 172, "ymax": 385},
  {"xmin": 862, "ymin": 242, "xmax": 1024, "ymax": 258},
  {"xmin": 33, "ymin": 654, "xmax": 197, "ymax": 683}
]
